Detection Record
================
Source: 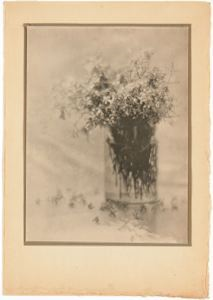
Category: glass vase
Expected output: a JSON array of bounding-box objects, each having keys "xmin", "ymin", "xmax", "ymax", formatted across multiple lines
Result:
[{"xmin": 105, "ymin": 120, "xmax": 158, "ymax": 206}]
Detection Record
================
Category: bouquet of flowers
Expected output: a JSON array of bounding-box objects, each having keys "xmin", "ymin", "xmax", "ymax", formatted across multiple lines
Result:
[{"xmin": 53, "ymin": 52, "xmax": 174, "ymax": 200}]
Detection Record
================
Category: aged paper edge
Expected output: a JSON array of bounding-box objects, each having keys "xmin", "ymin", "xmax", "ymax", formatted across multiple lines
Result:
[{"xmin": 3, "ymin": 2, "xmax": 210, "ymax": 296}]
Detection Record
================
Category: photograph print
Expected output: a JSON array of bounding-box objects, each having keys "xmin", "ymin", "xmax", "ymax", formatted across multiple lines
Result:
[{"xmin": 25, "ymin": 25, "xmax": 190, "ymax": 245}]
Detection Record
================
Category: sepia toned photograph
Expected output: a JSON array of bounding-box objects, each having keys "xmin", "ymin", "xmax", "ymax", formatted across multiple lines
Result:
[{"xmin": 25, "ymin": 25, "xmax": 190, "ymax": 245}]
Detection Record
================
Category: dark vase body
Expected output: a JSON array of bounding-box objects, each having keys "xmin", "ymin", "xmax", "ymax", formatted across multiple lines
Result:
[{"xmin": 105, "ymin": 119, "xmax": 158, "ymax": 204}]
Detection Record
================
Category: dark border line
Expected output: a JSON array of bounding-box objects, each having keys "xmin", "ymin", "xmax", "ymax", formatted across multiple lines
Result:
[
  {"xmin": 24, "ymin": 24, "xmax": 191, "ymax": 246},
  {"xmin": 24, "ymin": 25, "xmax": 27, "ymax": 244},
  {"xmin": 25, "ymin": 241, "xmax": 190, "ymax": 246},
  {"xmin": 24, "ymin": 23, "xmax": 191, "ymax": 27},
  {"xmin": 188, "ymin": 25, "xmax": 192, "ymax": 246}
]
